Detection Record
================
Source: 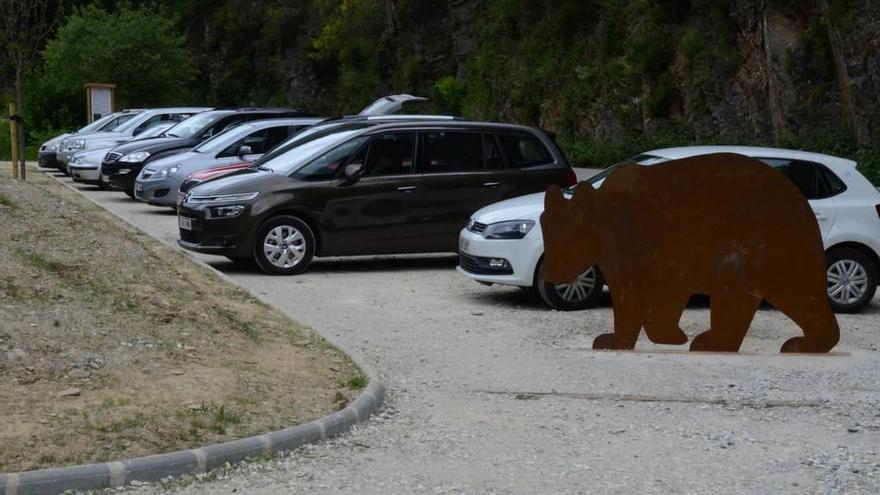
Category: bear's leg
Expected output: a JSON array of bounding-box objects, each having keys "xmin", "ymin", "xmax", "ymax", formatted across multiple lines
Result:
[
  {"xmin": 643, "ymin": 288, "xmax": 690, "ymax": 345},
  {"xmin": 593, "ymin": 284, "xmax": 643, "ymax": 350},
  {"xmin": 690, "ymin": 290, "xmax": 761, "ymax": 352},
  {"xmin": 765, "ymin": 291, "xmax": 840, "ymax": 353}
]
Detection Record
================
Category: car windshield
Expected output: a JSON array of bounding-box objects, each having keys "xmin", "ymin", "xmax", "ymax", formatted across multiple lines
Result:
[
  {"xmin": 569, "ymin": 154, "xmax": 667, "ymax": 191},
  {"xmin": 164, "ymin": 114, "xmax": 216, "ymax": 139},
  {"xmin": 194, "ymin": 124, "xmax": 254, "ymax": 153},
  {"xmin": 252, "ymin": 123, "xmax": 372, "ymax": 174},
  {"xmin": 136, "ymin": 122, "xmax": 174, "ymax": 139},
  {"xmin": 98, "ymin": 113, "xmax": 137, "ymax": 132},
  {"xmin": 253, "ymin": 124, "xmax": 371, "ymax": 175},
  {"xmin": 112, "ymin": 113, "xmax": 152, "ymax": 134},
  {"xmin": 77, "ymin": 113, "xmax": 119, "ymax": 133}
]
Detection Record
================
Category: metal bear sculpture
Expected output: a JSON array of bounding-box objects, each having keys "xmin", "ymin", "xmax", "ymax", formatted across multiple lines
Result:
[{"xmin": 540, "ymin": 153, "xmax": 840, "ymax": 353}]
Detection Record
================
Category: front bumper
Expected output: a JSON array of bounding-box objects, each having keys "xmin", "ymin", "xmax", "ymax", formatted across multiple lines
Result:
[
  {"xmin": 103, "ymin": 161, "xmax": 144, "ymax": 191},
  {"xmin": 38, "ymin": 151, "xmax": 61, "ymax": 170},
  {"xmin": 456, "ymin": 228, "xmax": 543, "ymax": 287},
  {"xmin": 134, "ymin": 176, "xmax": 183, "ymax": 207},
  {"xmin": 70, "ymin": 165, "xmax": 100, "ymax": 183},
  {"xmin": 175, "ymin": 206, "xmax": 252, "ymax": 258}
]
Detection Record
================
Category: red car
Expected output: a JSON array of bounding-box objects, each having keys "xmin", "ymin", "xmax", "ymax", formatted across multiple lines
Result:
[{"xmin": 177, "ymin": 162, "xmax": 251, "ymax": 206}]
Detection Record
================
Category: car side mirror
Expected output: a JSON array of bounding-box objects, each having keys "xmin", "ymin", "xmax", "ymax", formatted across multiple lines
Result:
[
  {"xmin": 237, "ymin": 145, "xmax": 253, "ymax": 158},
  {"xmin": 342, "ymin": 162, "xmax": 365, "ymax": 184}
]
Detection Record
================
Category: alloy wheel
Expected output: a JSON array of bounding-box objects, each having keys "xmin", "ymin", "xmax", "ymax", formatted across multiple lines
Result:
[
  {"xmin": 554, "ymin": 267, "xmax": 598, "ymax": 302},
  {"xmin": 263, "ymin": 225, "xmax": 307, "ymax": 269},
  {"xmin": 827, "ymin": 259, "xmax": 869, "ymax": 305}
]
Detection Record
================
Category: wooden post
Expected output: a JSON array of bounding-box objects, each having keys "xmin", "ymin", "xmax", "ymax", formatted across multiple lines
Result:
[{"xmin": 9, "ymin": 102, "xmax": 19, "ymax": 179}]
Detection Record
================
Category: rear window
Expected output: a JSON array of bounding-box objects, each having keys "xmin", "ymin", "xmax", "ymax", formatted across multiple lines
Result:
[
  {"xmin": 498, "ymin": 135, "xmax": 553, "ymax": 168},
  {"xmin": 758, "ymin": 158, "xmax": 847, "ymax": 199}
]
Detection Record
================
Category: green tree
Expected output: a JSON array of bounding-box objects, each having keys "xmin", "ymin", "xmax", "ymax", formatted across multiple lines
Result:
[{"xmin": 41, "ymin": 3, "xmax": 195, "ymax": 109}]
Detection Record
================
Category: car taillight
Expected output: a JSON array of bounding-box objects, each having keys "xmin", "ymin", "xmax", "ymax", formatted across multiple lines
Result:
[{"xmin": 564, "ymin": 168, "xmax": 578, "ymax": 187}]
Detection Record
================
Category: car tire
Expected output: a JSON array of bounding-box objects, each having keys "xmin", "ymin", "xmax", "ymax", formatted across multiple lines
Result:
[
  {"xmin": 535, "ymin": 259, "xmax": 604, "ymax": 311},
  {"xmin": 253, "ymin": 215, "xmax": 315, "ymax": 276},
  {"xmin": 826, "ymin": 247, "xmax": 877, "ymax": 313}
]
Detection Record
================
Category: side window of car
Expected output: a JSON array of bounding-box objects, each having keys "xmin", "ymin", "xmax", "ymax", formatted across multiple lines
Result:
[
  {"xmin": 498, "ymin": 134, "xmax": 553, "ymax": 168},
  {"xmin": 264, "ymin": 126, "xmax": 292, "ymax": 150},
  {"xmin": 207, "ymin": 117, "xmax": 243, "ymax": 139},
  {"xmin": 132, "ymin": 115, "xmax": 161, "ymax": 135},
  {"xmin": 291, "ymin": 136, "xmax": 370, "ymax": 181},
  {"xmin": 423, "ymin": 132, "xmax": 483, "ymax": 173},
  {"xmin": 219, "ymin": 129, "xmax": 269, "ymax": 157},
  {"xmin": 361, "ymin": 133, "xmax": 417, "ymax": 177},
  {"xmin": 484, "ymin": 135, "xmax": 504, "ymax": 170},
  {"xmin": 760, "ymin": 158, "xmax": 845, "ymax": 200}
]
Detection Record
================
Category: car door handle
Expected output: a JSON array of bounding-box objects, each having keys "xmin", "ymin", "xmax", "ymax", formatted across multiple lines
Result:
[
  {"xmin": 482, "ymin": 182, "xmax": 502, "ymax": 188},
  {"xmin": 397, "ymin": 186, "xmax": 418, "ymax": 192}
]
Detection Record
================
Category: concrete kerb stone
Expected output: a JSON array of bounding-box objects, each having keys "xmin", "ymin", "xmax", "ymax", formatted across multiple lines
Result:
[{"xmin": 0, "ymin": 168, "xmax": 386, "ymax": 495}]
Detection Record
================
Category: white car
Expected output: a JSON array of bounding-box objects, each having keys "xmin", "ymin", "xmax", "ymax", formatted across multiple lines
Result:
[{"xmin": 458, "ymin": 146, "xmax": 880, "ymax": 313}]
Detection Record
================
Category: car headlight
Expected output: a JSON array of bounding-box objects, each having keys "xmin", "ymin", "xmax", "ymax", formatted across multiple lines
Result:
[
  {"xmin": 482, "ymin": 220, "xmax": 535, "ymax": 240},
  {"xmin": 71, "ymin": 155, "xmax": 83, "ymax": 164},
  {"xmin": 187, "ymin": 192, "xmax": 259, "ymax": 204},
  {"xmin": 157, "ymin": 164, "xmax": 181, "ymax": 178},
  {"xmin": 65, "ymin": 139, "xmax": 86, "ymax": 151},
  {"xmin": 205, "ymin": 204, "xmax": 247, "ymax": 218},
  {"xmin": 119, "ymin": 151, "xmax": 150, "ymax": 163}
]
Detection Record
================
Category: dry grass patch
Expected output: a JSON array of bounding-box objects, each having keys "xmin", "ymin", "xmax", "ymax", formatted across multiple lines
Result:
[{"xmin": 0, "ymin": 166, "xmax": 362, "ymax": 472}]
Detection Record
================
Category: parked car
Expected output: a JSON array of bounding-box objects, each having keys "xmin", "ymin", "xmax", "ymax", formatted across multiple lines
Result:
[
  {"xmin": 102, "ymin": 108, "xmax": 314, "ymax": 198},
  {"xmin": 69, "ymin": 122, "xmax": 177, "ymax": 187},
  {"xmin": 133, "ymin": 117, "xmax": 323, "ymax": 207},
  {"xmin": 58, "ymin": 107, "xmax": 210, "ymax": 169},
  {"xmin": 178, "ymin": 162, "xmax": 252, "ymax": 203},
  {"xmin": 458, "ymin": 146, "xmax": 880, "ymax": 313},
  {"xmin": 40, "ymin": 110, "xmax": 143, "ymax": 171},
  {"xmin": 176, "ymin": 118, "xmax": 577, "ymax": 274}
]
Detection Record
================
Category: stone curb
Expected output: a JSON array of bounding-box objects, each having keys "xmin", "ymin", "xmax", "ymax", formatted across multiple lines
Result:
[
  {"xmin": 0, "ymin": 381, "xmax": 384, "ymax": 495},
  {"xmin": 0, "ymin": 168, "xmax": 386, "ymax": 495}
]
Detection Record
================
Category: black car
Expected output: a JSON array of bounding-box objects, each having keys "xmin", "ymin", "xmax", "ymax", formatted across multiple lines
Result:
[
  {"xmin": 177, "ymin": 119, "xmax": 577, "ymax": 275},
  {"xmin": 102, "ymin": 108, "xmax": 311, "ymax": 196}
]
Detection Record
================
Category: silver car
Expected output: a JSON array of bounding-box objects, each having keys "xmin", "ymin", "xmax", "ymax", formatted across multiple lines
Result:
[
  {"xmin": 69, "ymin": 122, "xmax": 177, "ymax": 187},
  {"xmin": 57, "ymin": 107, "xmax": 211, "ymax": 167},
  {"xmin": 134, "ymin": 118, "xmax": 323, "ymax": 207},
  {"xmin": 39, "ymin": 110, "xmax": 143, "ymax": 171}
]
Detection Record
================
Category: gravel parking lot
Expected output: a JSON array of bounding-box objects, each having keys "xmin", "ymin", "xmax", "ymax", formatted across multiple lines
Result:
[{"xmin": 49, "ymin": 169, "xmax": 880, "ymax": 494}]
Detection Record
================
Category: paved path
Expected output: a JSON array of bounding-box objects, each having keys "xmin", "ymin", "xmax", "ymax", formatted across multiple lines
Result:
[{"xmin": 47, "ymin": 168, "xmax": 880, "ymax": 494}]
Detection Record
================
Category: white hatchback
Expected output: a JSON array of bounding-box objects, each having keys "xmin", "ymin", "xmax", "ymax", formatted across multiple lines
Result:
[{"xmin": 458, "ymin": 146, "xmax": 880, "ymax": 313}]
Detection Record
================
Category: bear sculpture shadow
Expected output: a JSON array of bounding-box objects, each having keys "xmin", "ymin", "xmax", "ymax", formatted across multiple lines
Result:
[{"xmin": 540, "ymin": 153, "xmax": 840, "ymax": 353}]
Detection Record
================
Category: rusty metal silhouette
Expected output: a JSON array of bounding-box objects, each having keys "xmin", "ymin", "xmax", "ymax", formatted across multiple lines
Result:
[{"xmin": 540, "ymin": 153, "xmax": 840, "ymax": 353}]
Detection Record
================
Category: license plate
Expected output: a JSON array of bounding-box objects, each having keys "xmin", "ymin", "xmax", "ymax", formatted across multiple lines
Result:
[
  {"xmin": 178, "ymin": 216, "xmax": 193, "ymax": 230},
  {"xmin": 134, "ymin": 183, "xmax": 143, "ymax": 196}
]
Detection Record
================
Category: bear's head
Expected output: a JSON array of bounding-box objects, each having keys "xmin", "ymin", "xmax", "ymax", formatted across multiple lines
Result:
[{"xmin": 540, "ymin": 183, "xmax": 601, "ymax": 284}]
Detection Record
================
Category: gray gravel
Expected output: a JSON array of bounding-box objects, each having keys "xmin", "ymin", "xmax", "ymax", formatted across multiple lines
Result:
[{"xmin": 50, "ymin": 170, "xmax": 880, "ymax": 494}]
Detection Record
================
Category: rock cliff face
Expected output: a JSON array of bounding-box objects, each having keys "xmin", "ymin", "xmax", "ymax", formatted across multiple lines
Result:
[{"xmin": 271, "ymin": 0, "xmax": 877, "ymax": 169}]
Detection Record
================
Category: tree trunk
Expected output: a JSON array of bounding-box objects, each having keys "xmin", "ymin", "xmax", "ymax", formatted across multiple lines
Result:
[{"xmin": 15, "ymin": 64, "xmax": 26, "ymax": 180}]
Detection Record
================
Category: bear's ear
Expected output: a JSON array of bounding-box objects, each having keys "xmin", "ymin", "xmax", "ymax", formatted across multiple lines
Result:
[{"xmin": 545, "ymin": 185, "xmax": 566, "ymax": 212}]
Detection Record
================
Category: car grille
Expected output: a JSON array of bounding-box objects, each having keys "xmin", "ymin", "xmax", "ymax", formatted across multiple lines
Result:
[
  {"xmin": 179, "ymin": 229, "xmax": 200, "ymax": 243},
  {"xmin": 104, "ymin": 151, "xmax": 123, "ymax": 163},
  {"xmin": 468, "ymin": 221, "xmax": 487, "ymax": 234},
  {"xmin": 459, "ymin": 252, "xmax": 513, "ymax": 275}
]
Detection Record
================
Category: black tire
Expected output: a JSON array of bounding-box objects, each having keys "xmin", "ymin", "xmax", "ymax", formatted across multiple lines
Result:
[
  {"xmin": 252, "ymin": 215, "xmax": 316, "ymax": 275},
  {"xmin": 826, "ymin": 247, "xmax": 877, "ymax": 313},
  {"xmin": 535, "ymin": 259, "xmax": 604, "ymax": 311}
]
